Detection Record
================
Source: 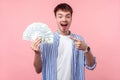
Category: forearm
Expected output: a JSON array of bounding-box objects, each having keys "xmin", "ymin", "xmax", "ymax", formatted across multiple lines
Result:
[
  {"xmin": 33, "ymin": 52, "xmax": 42, "ymax": 73},
  {"xmin": 84, "ymin": 51, "xmax": 95, "ymax": 67}
]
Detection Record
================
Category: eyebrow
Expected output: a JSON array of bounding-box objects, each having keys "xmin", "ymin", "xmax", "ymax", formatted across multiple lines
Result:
[
  {"xmin": 57, "ymin": 13, "xmax": 71, "ymax": 16},
  {"xmin": 57, "ymin": 13, "xmax": 63, "ymax": 15}
]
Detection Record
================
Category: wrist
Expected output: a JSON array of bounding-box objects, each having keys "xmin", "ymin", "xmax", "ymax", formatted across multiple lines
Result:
[
  {"xmin": 83, "ymin": 46, "xmax": 90, "ymax": 53},
  {"xmin": 35, "ymin": 51, "xmax": 40, "ymax": 54}
]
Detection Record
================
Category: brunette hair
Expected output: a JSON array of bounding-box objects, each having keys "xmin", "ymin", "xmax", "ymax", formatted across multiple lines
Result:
[{"xmin": 54, "ymin": 3, "xmax": 73, "ymax": 16}]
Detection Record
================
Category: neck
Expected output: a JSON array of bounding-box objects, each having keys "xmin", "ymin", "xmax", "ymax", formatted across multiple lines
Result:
[{"xmin": 57, "ymin": 30, "xmax": 70, "ymax": 35}]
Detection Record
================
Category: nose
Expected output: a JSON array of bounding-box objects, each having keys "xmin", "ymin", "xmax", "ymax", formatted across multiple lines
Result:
[{"xmin": 62, "ymin": 17, "xmax": 67, "ymax": 21}]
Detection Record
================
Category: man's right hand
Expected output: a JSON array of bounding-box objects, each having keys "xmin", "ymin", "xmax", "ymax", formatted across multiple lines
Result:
[
  {"xmin": 31, "ymin": 38, "xmax": 42, "ymax": 53},
  {"xmin": 31, "ymin": 38, "xmax": 42, "ymax": 73}
]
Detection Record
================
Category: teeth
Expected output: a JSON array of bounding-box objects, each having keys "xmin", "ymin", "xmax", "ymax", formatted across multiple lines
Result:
[{"xmin": 61, "ymin": 24, "xmax": 67, "ymax": 26}]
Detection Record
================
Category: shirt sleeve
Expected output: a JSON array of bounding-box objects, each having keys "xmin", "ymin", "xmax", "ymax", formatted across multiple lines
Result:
[{"xmin": 84, "ymin": 56, "xmax": 96, "ymax": 70}]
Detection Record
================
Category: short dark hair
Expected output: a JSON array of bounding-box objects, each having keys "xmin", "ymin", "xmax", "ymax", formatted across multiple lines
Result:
[{"xmin": 54, "ymin": 3, "xmax": 73, "ymax": 16}]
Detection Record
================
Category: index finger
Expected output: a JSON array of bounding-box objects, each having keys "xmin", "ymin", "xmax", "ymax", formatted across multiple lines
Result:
[
  {"xmin": 69, "ymin": 36, "xmax": 79, "ymax": 42},
  {"xmin": 33, "ymin": 37, "xmax": 41, "ymax": 41},
  {"xmin": 32, "ymin": 37, "xmax": 42, "ymax": 43}
]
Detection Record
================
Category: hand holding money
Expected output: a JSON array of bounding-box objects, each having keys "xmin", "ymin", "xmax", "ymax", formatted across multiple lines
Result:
[{"xmin": 31, "ymin": 38, "xmax": 42, "ymax": 53}]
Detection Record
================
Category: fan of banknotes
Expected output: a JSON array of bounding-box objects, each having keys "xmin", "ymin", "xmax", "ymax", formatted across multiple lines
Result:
[{"xmin": 22, "ymin": 22, "xmax": 54, "ymax": 43}]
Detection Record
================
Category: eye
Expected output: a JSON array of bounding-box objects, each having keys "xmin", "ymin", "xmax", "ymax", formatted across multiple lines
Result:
[
  {"xmin": 58, "ymin": 16, "xmax": 62, "ymax": 18},
  {"xmin": 66, "ymin": 15, "xmax": 71, "ymax": 18},
  {"xmin": 57, "ymin": 14, "xmax": 63, "ymax": 18}
]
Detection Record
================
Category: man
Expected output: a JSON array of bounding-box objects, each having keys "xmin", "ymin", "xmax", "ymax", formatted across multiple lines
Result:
[{"xmin": 31, "ymin": 3, "xmax": 96, "ymax": 80}]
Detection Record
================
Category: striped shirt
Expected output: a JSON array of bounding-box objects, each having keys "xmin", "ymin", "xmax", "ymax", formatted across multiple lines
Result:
[{"xmin": 40, "ymin": 31, "xmax": 96, "ymax": 80}]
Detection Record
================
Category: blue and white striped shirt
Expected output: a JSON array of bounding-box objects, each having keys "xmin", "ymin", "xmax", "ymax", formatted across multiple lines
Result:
[{"xmin": 40, "ymin": 32, "xmax": 96, "ymax": 80}]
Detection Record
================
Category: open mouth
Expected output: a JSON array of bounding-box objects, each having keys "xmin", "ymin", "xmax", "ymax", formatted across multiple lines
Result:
[
  {"xmin": 60, "ymin": 23, "xmax": 68, "ymax": 31},
  {"xmin": 60, "ymin": 22, "xmax": 68, "ymax": 27}
]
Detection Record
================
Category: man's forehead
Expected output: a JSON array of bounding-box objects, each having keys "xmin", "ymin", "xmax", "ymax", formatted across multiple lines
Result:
[{"xmin": 56, "ymin": 10, "xmax": 71, "ymax": 15}]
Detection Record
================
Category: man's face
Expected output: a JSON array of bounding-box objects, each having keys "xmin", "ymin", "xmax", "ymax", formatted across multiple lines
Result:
[{"xmin": 55, "ymin": 10, "xmax": 72, "ymax": 34}]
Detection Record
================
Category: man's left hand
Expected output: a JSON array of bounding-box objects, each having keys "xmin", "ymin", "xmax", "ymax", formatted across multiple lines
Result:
[{"xmin": 70, "ymin": 36, "xmax": 88, "ymax": 51}]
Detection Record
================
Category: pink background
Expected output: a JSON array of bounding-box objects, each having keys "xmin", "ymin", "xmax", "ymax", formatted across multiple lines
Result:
[{"xmin": 0, "ymin": 0, "xmax": 120, "ymax": 80}]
